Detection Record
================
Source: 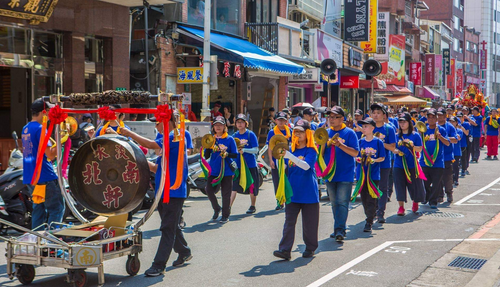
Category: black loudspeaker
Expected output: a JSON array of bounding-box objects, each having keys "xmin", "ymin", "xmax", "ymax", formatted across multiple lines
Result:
[
  {"xmin": 363, "ymin": 59, "xmax": 382, "ymax": 77},
  {"xmin": 320, "ymin": 59, "xmax": 337, "ymax": 75}
]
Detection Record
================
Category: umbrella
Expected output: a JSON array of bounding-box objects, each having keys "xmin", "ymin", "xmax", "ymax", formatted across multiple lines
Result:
[{"xmin": 292, "ymin": 102, "xmax": 314, "ymax": 109}]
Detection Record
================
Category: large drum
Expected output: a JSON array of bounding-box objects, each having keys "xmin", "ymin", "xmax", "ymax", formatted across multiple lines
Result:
[{"xmin": 68, "ymin": 135, "xmax": 149, "ymax": 216}]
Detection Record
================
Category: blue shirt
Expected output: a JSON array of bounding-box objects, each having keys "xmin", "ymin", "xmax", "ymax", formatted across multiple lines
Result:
[
  {"xmin": 311, "ymin": 122, "xmax": 318, "ymax": 131},
  {"xmin": 22, "ymin": 122, "xmax": 58, "ymax": 184},
  {"xmin": 96, "ymin": 123, "xmax": 131, "ymax": 136},
  {"xmin": 154, "ymin": 130, "xmax": 193, "ymax": 198},
  {"xmin": 374, "ymin": 123, "xmax": 397, "ymax": 169},
  {"xmin": 323, "ymin": 126, "xmax": 359, "ymax": 182},
  {"xmin": 453, "ymin": 129, "xmax": 463, "ymax": 157},
  {"xmin": 419, "ymin": 116, "xmax": 428, "ymax": 123},
  {"xmin": 485, "ymin": 117, "xmax": 500, "ymax": 136},
  {"xmin": 471, "ymin": 115, "xmax": 483, "ymax": 137},
  {"xmin": 394, "ymin": 132, "xmax": 422, "ymax": 169},
  {"xmin": 208, "ymin": 136, "xmax": 238, "ymax": 177},
  {"xmin": 389, "ymin": 117, "xmax": 399, "ymax": 130},
  {"xmin": 266, "ymin": 127, "xmax": 292, "ymax": 166},
  {"xmin": 419, "ymin": 125, "xmax": 448, "ymax": 168},
  {"xmin": 460, "ymin": 121, "xmax": 471, "ymax": 147},
  {"xmin": 356, "ymin": 137, "xmax": 386, "ymax": 181},
  {"xmin": 288, "ymin": 147, "xmax": 319, "ymax": 204},
  {"xmin": 233, "ymin": 129, "xmax": 258, "ymax": 168},
  {"xmin": 353, "ymin": 123, "xmax": 363, "ymax": 140},
  {"xmin": 440, "ymin": 122, "xmax": 457, "ymax": 162}
]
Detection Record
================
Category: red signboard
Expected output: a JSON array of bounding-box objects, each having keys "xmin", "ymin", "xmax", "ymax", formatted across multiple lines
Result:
[
  {"xmin": 410, "ymin": 62, "xmax": 422, "ymax": 86},
  {"xmin": 480, "ymin": 50, "xmax": 487, "ymax": 70},
  {"xmin": 456, "ymin": 69, "xmax": 463, "ymax": 94},
  {"xmin": 447, "ymin": 59, "xmax": 456, "ymax": 91},
  {"xmin": 425, "ymin": 54, "xmax": 435, "ymax": 86},
  {"xmin": 339, "ymin": 75, "xmax": 360, "ymax": 89},
  {"xmin": 321, "ymin": 96, "xmax": 327, "ymax": 107}
]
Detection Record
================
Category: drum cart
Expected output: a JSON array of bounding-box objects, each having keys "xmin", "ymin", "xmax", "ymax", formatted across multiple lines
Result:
[{"xmin": 1, "ymin": 92, "xmax": 176, "ymax": 287}]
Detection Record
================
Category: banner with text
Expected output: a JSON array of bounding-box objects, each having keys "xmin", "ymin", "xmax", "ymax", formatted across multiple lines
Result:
[
  {"xmin": 425, "ymin": 54, "xmax": 435, "ymax": 86},
  {"xmin": 345, "ymin": 0, "xmax": 370, "ymax": 42},
  {"xmin": 409, "ymin": 62, "xmax": 422, "ymax": 86},
  {"xmin": 360, "ymin": 0, "xmax": 378, "ymax": 53}
]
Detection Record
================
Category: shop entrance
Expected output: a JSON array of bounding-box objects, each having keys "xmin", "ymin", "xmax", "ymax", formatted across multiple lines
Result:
[{"xmin": 0, "ymin": 67, "xmax": 31, "ymax": 138}]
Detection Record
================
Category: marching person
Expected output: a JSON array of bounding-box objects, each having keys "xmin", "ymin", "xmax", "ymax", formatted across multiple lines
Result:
[
  {"xmin": 462, "ymin": 107, "xmax": 474, "ymax": 169},
  {"xmin": 273, "ymin": 119, "xmax": 319, "ymax": 260},
  {"xmin": 323, "ymin": 106, "xmax": 359, "ymax": 242},
  {"xmin": 393, "ymin": 113, "xmax": 425, "ymax": 215},
  {"xmin": 353, "ymin": 109, "xmax": 364, "ymax": 140},
  {"xmin": 484, "ymin": 108, "xmax": 500, "ymax": 160},
  {"xmin": 22, "ymin": 98, "xmax": 64, "ymax": 230},
  {"xmin": 420, "ymin": 108, "xmax": 450, "ymax": 209},
  {"xmin": 230, "ymin": 114, "xmax": 260, "ymax": 214},
  {"xmin": 302, "ymin": 108, "xmax": 318, "ymax": 130},
  {"xmin": 410, "ymin": 110, "xmax": 418, "ymax": 126},
  {"xmin": 450, "ymin": 117, "xmax": 463, "ymax": 186},
  {"xmin": 469, "ymin": 106, "xmax": 483, "ymax": 163},
  {"xmin": 266, "ymin": 111, "xmax": 292, "ymax": 210},
  {"xmin": 457, "ymin": 112, "xmax": 471, "ymax": 177},
  {"xmin": 120, "ymin": 115, "xmax": 193, "ymax": 276},
  {"xmin": 95, "ymin": 104, "xmax": 131, "ymax": 136},
  {"xmin": 354, "ymin": 117, "xmax": 386, "ymax": 232},
  {"xmin": 437, "ymin": 107, "xmax": 458, "ymax": 203},
  {"xmin": 419, "ymin": 108, "xmax": 428, "ymax": 123},
  {"xmin": 370, "ymin": 103, "xmax": 397, "ymax": 224},
  {"xmin": 204, "ymin": 116, "xmax": 238, "ymax": 223}
]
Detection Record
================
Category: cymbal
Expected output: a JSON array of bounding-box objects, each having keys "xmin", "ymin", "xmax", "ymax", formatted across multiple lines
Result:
[
  {"xmin": 272, "ymin": 142, "xmax": 289, "ymax": 159},
  {"xmin": 314, "ymin": 128, "xmax": 329, "ymax": 145},
  {"xmin": 201, "ymin": 134, "xmax": 215, "ymax": 149},
  {"xmin": 269, "ymin": 134, "xmax": 288, "ymax": 151}
]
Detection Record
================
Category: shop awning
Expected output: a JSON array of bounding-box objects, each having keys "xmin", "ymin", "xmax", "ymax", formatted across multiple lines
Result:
[
  {"xmin": 178, "ymin": 26, "xmax": 305, "ymax": 75},
  {"xmin": 423, "ymin": 86, "xmax": 440, "ymax": 99},
  {"xmin": 374, "ymin": 85, "xmax": 412, "ymax": 94},
  {"xmin": 385, "ymin": 95, "xmax": 428, "ymax": 104}
]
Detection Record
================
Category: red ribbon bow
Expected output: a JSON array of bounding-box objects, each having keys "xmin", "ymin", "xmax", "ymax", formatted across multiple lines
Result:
[
  {"xmin": 48, "ymin": 105, "xmax": 68, "ymax": 124},
  {"xmin": 98, "ymin": 107, "xmax": 117, "ymax": 121}
]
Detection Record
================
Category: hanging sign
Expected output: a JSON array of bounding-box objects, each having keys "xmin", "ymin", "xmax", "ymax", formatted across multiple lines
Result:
[{"xmin": 344, "ymin": 0, "xmax": 370, "ymax": 42}]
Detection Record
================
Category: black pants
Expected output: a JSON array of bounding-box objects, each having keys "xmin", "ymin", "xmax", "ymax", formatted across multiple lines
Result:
[
  {"xmin": 472, "ymin": 137, "xmax": 480, "ymax": 161},
  {"xmin": 453, "ymin": 156, "xmax": 461, "ymax": 182},
  {"xmin": 206, "ymin": 176, "xmax": 233, "ymax": 218},
  {"xmin": 279, "ymin": 202, "xmax": 319, "ymax": 252},
  {"xmin": 440, "ymin": 160, "xmax": 454, "ymax": 198},
  {"xmin": 271, "ymin": 166, "xmax": 288, "ymax": 195},
  {"xmin": 361, "ymin": 180, "xmax": 379, "ymax": 224},
  {"xmin": 388, "ymin": 159, "xmax": 395, "ymax": 199},
  {"xmin": 422, "ymin": 167, "xmax": 444, "ymax": 206},
  {"xmin": 461, "ymin": 146, "xmax": 469, "ymax": 172},
  {"xmin": 377, "ymin": 168, "xmax": 391, "ymax": 218},
  {"xmin": 152, "ymin": 198, "xmax": 190, "ymax": 268},
  {"xmin": 393, "ymin": 168, "xmax": 426, "ymax": 203}
]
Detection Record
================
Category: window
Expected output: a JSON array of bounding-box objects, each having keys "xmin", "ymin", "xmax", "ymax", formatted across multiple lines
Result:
[
  {"xmin": 34, "ymin": 32, "xmax": 62, "ymax": 59},
  {"xmin": 453, "ymin": 38, "xmax": 459, "ymax": 51},
  {"xmin": 0, "ymin": 26, "xmax": 29, "ymax": 55},
  {"xmin": 466, "ymin": 41, "xmax": 471, "ymax": 51},
  {"xmin": 453, "ymin": 16, "xmax": 460, "ymax": 30},
  {"xmin": 85, "ymin": 38, "xmax": 103, "ymax": 63},
  {"xmin": 188, "ymin": 0, "xmax": 241, "ymax": 35},
  {"xmin": 454, "ymin": 0, "xmax": 460, "ymax": 7}
]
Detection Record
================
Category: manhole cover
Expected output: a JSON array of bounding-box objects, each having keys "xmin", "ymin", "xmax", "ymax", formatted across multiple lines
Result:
[
  {"xmin": 448, "ymin": 256, "xmax": 487, "ymax": 270},
  {"xmin": 416, "ymin": 211, "xmax": 464, "ymax": 218}
]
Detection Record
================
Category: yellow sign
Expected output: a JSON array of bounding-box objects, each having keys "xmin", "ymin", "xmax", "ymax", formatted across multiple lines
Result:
[
  {"xmin": 74, "ymin": 247, "xmax": 98, "ymax": 266},
  {"xmin": 177, "ymin": 67, "xmax": 204, "ymax": 84},
  {"xmin": 0, "ymin": 0, "xmax": 58, "ymax": 25},
  {"xmin": 360, "ymin": 0, "xmax": 378, "ymax": 53}
]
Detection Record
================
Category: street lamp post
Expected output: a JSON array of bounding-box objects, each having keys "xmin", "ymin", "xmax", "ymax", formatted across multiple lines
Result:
[{"xmin": 201, "ymin": 0, "xmax": 212, "ymax": 121}]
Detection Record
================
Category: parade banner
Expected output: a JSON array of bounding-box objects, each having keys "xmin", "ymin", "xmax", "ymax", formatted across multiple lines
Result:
[
  {"xmin": 425, "ymin": 54, "xmax": 435, "ymax": 86},
  {"xmin": 345, "ymin": 0, "xmax": 370, "ymax": 42},
  {"xmin": 360, "ymin": 0, "xmax": 378, "ymax": 53},
  {"xmin": 409, "ymin": 62, "xmax": 422, "ymax": 86}
]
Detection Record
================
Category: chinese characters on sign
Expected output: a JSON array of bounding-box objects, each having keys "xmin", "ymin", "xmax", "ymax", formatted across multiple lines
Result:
[
  {"xmin": 360, "ymin": 0, "xmax": 378, "ymax": 53},
  {"xmin": 443, "ymin": 49, "xmax": 451, "ymax": 75},
  {"xmin": 0, "ymin": 0, "xmax": 58, "ymax": 24},
  {"xmin": 344, "ymin": 0, "xmax": 370, "ymax": 42},
  {"xmin": 480, "ymin": 50, "xmax": 487, "ymax": 70},
  {"xmin": 378, "ymin": 35, "xmax": 405, "ymax": 86},
  {"xmin": 223, "ymin": 62, "xmax": 231, "ymax": 77},
  {"xmin": 456, "ymin": 69, "xmax": 464, "ymax": 94},
  {"xmin": 289, "ymin": 68, "xmax": 319, "ymax": 83},
  {"xmin": 375, "ymin": 12, "xmax": 389, "ymax": 59},
  {"xmin": 102, "ymin": 185, "xmax": 124, "ymax": 209},
  {"xmin": 234, "ymin": 65, "xmax": 241, "ymax": 78},
  {"xmin": 409, "ymin": 62, "xmax": 421, "ymax": 86},
  {"xmin": 177, "ymin": 67, "xmax": 204, "ymax": 84},
  {"xmin": 425, "ymin": 54, "xmax": 435, "ymax": 86},
  {"xmin": 348, "ymin": 47, "xmax": 363, "ymax": 67}
]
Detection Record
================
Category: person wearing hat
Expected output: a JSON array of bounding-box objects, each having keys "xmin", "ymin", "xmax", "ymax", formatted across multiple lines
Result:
[
  {"xmin": 353, "ymin": 109, "xmax": 364, "ymax": 139},
  {"xmin": 266, "ymin": 111, "xmax": 293, "ymax": 210},
  {"xmin": 120, "ymin": 115, "xmax": 193, "ymax": 276},
  {"xmin": 22, "ymin": 98, "xmax": 64, "ymax": 230},
  {"xmin": 419, "ymin": 108, "xmax": 450, "ymax": 209},
  {"xmin": 353, "ymin": 117, "xmax": 386, "ymax": 232},
  {"xmin": 410, "ymin": 110, "xmax": 418, "ymax": 126},
  {"xmin": 267, "ymin": 107, "xmax": 276, "ymax": 130},
  {"xmin": 484, "ymin": 108, "xmax": 500, "ymax": 160},
  {"xmin": 96, "ymin": 104, "xmax": 131, "ymax": 137},
  {"xmin": 323, "ymin": 106, "xmax": 360, "ymax": 241},
  {"xmin": 210, "ymin": 101, "xmax": 223, "ymax": 120},
  {"xmin": 449, "ymin": 117, "xmax": 464, "ymax": 186},
  {"xmin": 469, "ymin": 106, "xmax": 483, "ymax": 162},
  {"xmin": 462, "ymin": 106, "xmax": 474, "ymax": 167},
  {"xmin": 203, "ymin": 116, "xmax": 238, "ymax": 223},
  {"xmin": 437, "ymin": 107, "xmax": 458, "ymax": 203},
  {"xmin": 302, "ymin": 108, "xmax": 318, "ymax": 130},
  {"xmin": 456, "ymin": 112, "xmax": 471, "ymax": 177},
  {"xmin": 419, "ymin": 109, "xmax": 428, "ymax": 123},
  {"xmin": 291, "ymin": 108, "xmax": 302, "ymax": 126},
  {"xmin": 273, "ymin": 119, "xmax": 319, "ymax": 260},
  {"xmin": 392, "ymin": 113, "xmax": 425, "ymax": 215},
  {"xmin": 388, "ymin": 109, "xmax": 399, "ymax": 131},
  {"xmin": 230, "ymin": 114, "xmax": 260, "ymax": 214},
  {"xmin": 370, "ymin": 103, "xmax": 397, "ymax": 223},
  {"xmin": 446, "ymin": 105, "xmax": 455, "ymax": 119}
]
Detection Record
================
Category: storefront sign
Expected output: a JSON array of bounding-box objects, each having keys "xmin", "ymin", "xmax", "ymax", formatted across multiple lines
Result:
[
  {"xmin": 377, "ymin": 35, "xmax": 405, "ymax": 86},
  {"xmin": 0, "ymin": 0, "xmax": 58, "ymax": 24},
  {"xmin": 435, "ymin": 54, "xmax": 443, "ymax": 87},
  {"xmin": 345, "ymin": 0, "xmax": 370, "ymax": 42},
  {"xmin": 234, "ymin": 65, "xmax": 241, "ymax": 78},
  {"xmin": 181, "ymin": 93, "xmax": 192, "ymax": 105},
  {"xmin": 443, "ymin": 48, "xmax": 451, "ymax": 75},
  {"xmin": 223, "ymin": 62, "xmax": 231, "ymax": 77},
  {"xmin": 360, "ymin": 0, "xmax": 378, "ymax": 53},
  {"xmin": 321, "ymin": 0, "xmax": 342, "ymax": 38},
  {"xmin": 456, "ymin": 69, "xmax": 463, "ymax": 93},
  {"xmin": 374, "ymin": 12, "xmax": 390, "ymax": 60},
  {"xmin": 348, "ymin": 47, "xmax": 363, "ymax": 68},
  {"xmin": 480, "ymin": 79, "xmax": 486, "ymax": 90},
  {"xmin": 177, "ymin": 67, "xmax": 203, "ymax": 84},
  {"xmin": 312, "ymin": 29, "xmax": 343, "ymax": 68},
  {"xmin": 425, "ymin": 54, "xmax": 435, "ymax": 86},
  {"xmin": 409, "ymin": 62, "xmax": 421, "ymax": 86},
  {"xmin": 340, "ymin": 75, "xmax": 359, "ymax": 89},
  {"xmin": 480, "ymin": 50, "xmax": 487, "ymax": 70},
  {"xmin": 447, "ymin": 59, "xmax": 455, "ymax": 90},
  {"xmin": 314, "ymin": 83, "xmax": 324, "ymax": 92},
  {"xmin": 289, "ymin": 68, "xmax": 319, "ymax": 83},
  {"xmin": 466, "ymin": 76, "xmax": 481, "ymax": 85}
]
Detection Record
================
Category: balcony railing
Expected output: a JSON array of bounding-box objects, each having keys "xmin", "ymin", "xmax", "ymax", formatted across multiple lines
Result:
[{"xmin": 245, "ymin": 23, "xmax": 278, "ymax": 54}]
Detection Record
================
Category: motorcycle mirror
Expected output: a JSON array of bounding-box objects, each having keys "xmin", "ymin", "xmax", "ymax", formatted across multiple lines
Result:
[{"xmin": 12, "ymin": 131, "xmax": 18, "ymax": 149}]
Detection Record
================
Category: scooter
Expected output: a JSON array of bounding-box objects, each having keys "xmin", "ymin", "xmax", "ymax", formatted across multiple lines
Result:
[
  {"xmin": 257, "ymin": 145, "xmax": 271, "ymax": 187},
  {"xmin": 0, "ymin": 132, "xmax": 33, "ymax": 233}
]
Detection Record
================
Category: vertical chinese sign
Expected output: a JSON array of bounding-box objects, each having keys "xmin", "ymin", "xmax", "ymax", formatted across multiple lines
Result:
[
  {"xmin": 410, "ymin": 62, "xmax": 422, "ymax": 86},
  {"xmin": 456, "ymin": 69, "xmax": 464, "ymax": 94},
  {"xmin": 425, "ymin": 54, "xmax": 435, "ymax": 86},
  {"xmin": 360, "ymin": 0, "xmax": 378, "ymax": 53},
  {"xmin": 344, "ymin": 0, "xmax": 370, "ymax": 42}
]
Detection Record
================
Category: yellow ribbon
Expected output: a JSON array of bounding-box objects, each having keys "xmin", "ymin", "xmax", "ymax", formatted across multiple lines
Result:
[
  {"xmin": 273, "ymin": 125, "xmax": 291, "ymax": 139},
  {"xmin": 100, "ymin": 120, "xmax": 125, "ymax": 136}
]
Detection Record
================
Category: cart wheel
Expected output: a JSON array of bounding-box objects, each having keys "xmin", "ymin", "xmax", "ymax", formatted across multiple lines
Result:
[
  {"xmin": 125, "ymin": 255, "xmax": 141, "ymax": 276},
  {"xmin": 16, "ymin": 264, "xmax": 35, "ymax": 285},
  {"xmin": 70, "ymin": 269, "xmax": 87, "ymax": 287}
]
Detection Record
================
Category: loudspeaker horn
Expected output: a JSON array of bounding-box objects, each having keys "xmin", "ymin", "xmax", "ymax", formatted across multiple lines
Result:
[
  {"xmin": 363, "ymin": 59, "xmax": 382, "ymax": 77},
  {"xmin": 320, "ymin": 59, "xmax": 337, "ymax": 76}
]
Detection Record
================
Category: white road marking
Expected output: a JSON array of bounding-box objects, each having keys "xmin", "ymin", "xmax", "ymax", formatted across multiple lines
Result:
[
  {"xmin": 467, "ymin": 200, "xmax": 484, "ymax": 204},
  {"xmin": 455, "ymin": 176, "xmax": 500, "ymax": 205},
  {"xmin": 346, "ymin": 270, "xmax": 378, "ymax": 277},
  {"xmin": 385, "ymin": 246, "xmax": 411, "ymax": 254}
]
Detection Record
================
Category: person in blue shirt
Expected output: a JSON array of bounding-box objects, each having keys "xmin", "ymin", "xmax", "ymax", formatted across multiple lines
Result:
[
  {"xmin": 355, "ymin": 117, "xmax": 386, "ymax": 233},
  {"xmin": 420, "ymin": 108, "xmax": 450, "ymax": 209},
  {"xmin": 449, "ymin": 117, "xmax": 463, "ymax": 187},
  {"xmin": 469, "ymin": 106, "xmax": 483, "ymax": 162},
  {"xmin": 456, "ymin": 112, "xmax": 470, "ymax": 177},
  {"xmin": 120, "ymin": 114, "xmax": 193, "ymax": 276},
  {"xmin": 230, "ymin": 114, "xmax": 260, "ymax": 214},
  {"xmin": 22, "ymin": 98, "xmax": 64, "ymax": 230},
  {"xmin": 370, "ymin": 103, "xmax": 396, "ymax": 224},
  {"xmin": 323, "ymin": 106, "xmax": 359, "ymax": 242},
  {"xmin": 353, "ymin": 109, "xmax": 364, "ymax": 139},
  {"xmin": 484, "ymin": 109, "xmax": 500, "ymax": 160},
  {"xmin": 410, "ymin": 110, "xmax": 419, "ymax": 126},
  {"xmin": 462, "ymin": 107, "xmax": 474, "ymax": 169},
  {"xmin": 386, "ymin": 110, "xmax": 398, "ymax": 202},
  {"xmin": 95, "ymin": 104, "xmax": 131, "ymax": 137},
  {"xmin": 437, "ymin": 107, "xmax": 458, "ymax": 203},
  {"xmin": 273, "ymin": 119, "xmax": 319, "ymax": 260},
  {"xmin": 419, "ymin": 108, "xmax": 428, "ymax": 123},
  {"xmin": 302, "ymin": 108, "xmax": 318, "ymax": 130},
  {"xmin": 392, "ymin": 113, "xmax": 425, "ymax": 216},
  {"xmin": 203, "ymin": 116, "xmax": 238, "ymax": 223},
  {"xmin": 266, "ymin": 111, "xmax": 292, "ymax": 210}
]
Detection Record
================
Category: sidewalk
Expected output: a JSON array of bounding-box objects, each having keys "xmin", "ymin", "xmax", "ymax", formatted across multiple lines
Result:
[{"xmin": 409, "ymin": 213, "xmax": 500, "ymax": 287}]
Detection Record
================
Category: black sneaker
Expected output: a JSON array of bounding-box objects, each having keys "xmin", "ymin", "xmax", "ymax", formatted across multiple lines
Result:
[
  {"xmin": 486, "ymin": 156, "xmax": 492, "ymax": 160},
  {"xmin": 461, "ymin": 171, "xmax": 466, "ymax": 177},
  {"xmin": 219, "ymin": 217, "xmax": 229, "ymax": 224},
  {"xmin": 447, "ymin": 194, "xmax": 453, "ymax": 203},
  {"xmin": 377, "ymin": 217, "xmax": 386, "ymax": 224},
  {"xmin": 145, "ymin": 266, "xmax": 165, "ymax": 277},
  {"xmin": 246, "ymin": 206, "xmax": 256, "ymax": 214},
  {"xmin": 363, "ymin": 222, "xmax": 372, "ymax": 232},
  {"xmin": 172, "ymin": 254, "xmax": 193, "ymax": 267},
  {"xmin": 212, "ymin": 207, "xmax": 221, "ymax": 221},
  {"xmin": 335, "ymin": 233, "xmax": 345, "ymax": 242},
  {"xmin": 329, "ymin": 232, "xmax": 336, "ymax": 238},
  {"xmin": 273, "ymin": 250, "xmax": 291, "ymax": 260},
  {"xmin": 302, "ymin": 250, "xmax": 315, "ymax": 258},
  {"xmin": 275, "ymin": 205, "xmax": 284, "ymax": 211},
  {"xmin": 466, "ymin": 170, "xmax": 470, "ymax": 175}
]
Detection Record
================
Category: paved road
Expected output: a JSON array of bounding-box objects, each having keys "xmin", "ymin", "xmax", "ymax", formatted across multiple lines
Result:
[{"xmin": 1, "ymin": 156, "xmax": 500, "ymax": 287}]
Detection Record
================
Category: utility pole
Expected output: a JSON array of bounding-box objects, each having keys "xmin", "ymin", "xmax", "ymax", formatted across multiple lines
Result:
[{"xmin": 201, "ymin": 0, "xmax": 212, "ymax": 121}]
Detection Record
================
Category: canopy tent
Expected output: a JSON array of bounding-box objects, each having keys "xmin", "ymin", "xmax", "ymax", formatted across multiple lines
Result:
[{"xmin": 381, "ymin": 95, "xmax": 430, "ymax": 109}]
